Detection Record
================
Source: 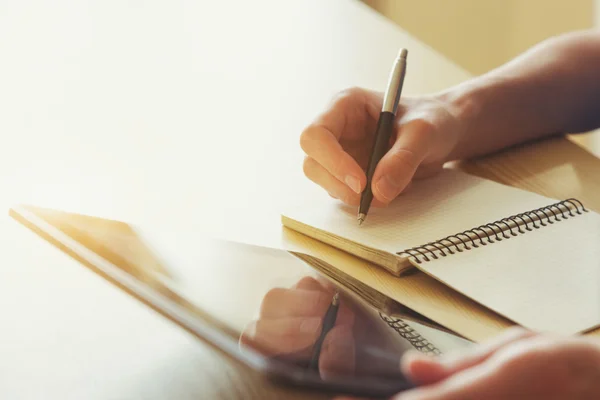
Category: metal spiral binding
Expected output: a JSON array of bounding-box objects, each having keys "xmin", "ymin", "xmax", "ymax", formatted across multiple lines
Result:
[
  {"xmin": 397, "ymin": 198, "xmax": 587, "ymax": 264},
  {"xmin": 379, "ymin": 313, "xmax": 442, "ymax": 355}
]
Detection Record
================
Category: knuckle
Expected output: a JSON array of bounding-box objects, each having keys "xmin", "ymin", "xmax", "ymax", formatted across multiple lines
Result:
[
  {"xmin": 337, "ymin": 86, "xmax": 364, "ymax": 99},
  {"xmin": 388, "ymin": 148, "xmax": 420, "ymax": 172},
  {"xmin": 410, "ymin": 116, "xmax": 436, "ymax": 130},
  {"xmin": 331, "ymin": 86, "xmax": 366, "ymax": 107},
  {"xmin": 409, "ymin": 118, "xmax": 437, "ymax": 143},
  {"xmin": 400, "ymin": 116, "xmax": 438, "ymax": 148},
  {"xmin": 260, "ymin": 288, "xmax": 284, "ymax": 316}
]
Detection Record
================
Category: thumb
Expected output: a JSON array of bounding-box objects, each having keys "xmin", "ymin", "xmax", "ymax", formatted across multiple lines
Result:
[
  {"xmin": 371, "ymin": 120, "xmax": 432, "ymax": 204},
  {"xmin": 319, "ymin": 325, "xmax": 356, "ymax": 380},
  {"xmin": 401, "ymin": 327, "xmax": 535, "ymax": 385}
]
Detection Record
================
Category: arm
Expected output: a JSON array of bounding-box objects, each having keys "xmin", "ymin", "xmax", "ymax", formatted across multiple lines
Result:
[{"xmin": 447, "ymin": 30, "xmax": 600, "ymax": 160}]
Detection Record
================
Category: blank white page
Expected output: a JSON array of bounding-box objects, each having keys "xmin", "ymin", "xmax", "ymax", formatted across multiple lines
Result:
[
  {"xmin": 418, "ymin": 211, "xmax": 600, "ymax": 334},
  {"xmin": 284, "ymin": 169, "xmax": 555, "ymax": 255}
]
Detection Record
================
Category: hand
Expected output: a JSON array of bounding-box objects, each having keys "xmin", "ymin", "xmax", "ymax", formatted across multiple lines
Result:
[
  {"xmin": 239, "ymin": 276, "xmax": 357, "ymax": 378},
  {"xmin": 239, "ymin": 276, "xmax": 406, "ymax": 379},
  {"xmin": 300, "ymin": 88, "xmax": 465, "ymax": 206},
  {"xmin": 352, "ymin": 327, "xmax": 600, "ymax": 400}
]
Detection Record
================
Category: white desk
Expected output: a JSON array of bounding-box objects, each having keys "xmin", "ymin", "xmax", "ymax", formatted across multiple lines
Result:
[{"xmin": 0, "ymin": 1, "xmax": 470, "ymax": 398}]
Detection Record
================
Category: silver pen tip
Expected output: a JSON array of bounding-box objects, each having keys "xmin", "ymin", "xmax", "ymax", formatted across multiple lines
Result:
[
  {"xmin": 399, "ymin": 48, "xmax": 408, "ymax": 59},
  {"xmin": 332, "ymin": 292, "xmax": 340, "ymax": 306},
  {"xmin": 358, "ymin": 213, "xmax": 366, "ymax": 225}
]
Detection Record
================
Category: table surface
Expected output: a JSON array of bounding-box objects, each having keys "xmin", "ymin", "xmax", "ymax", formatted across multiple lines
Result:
[{"xmin": 1, "ymin": 0, "xmax": 597, "ymax": 399}]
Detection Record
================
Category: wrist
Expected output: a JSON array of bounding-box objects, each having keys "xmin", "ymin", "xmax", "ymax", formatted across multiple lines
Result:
[{"xmin": 436, "ymin": 80, "xmax": 487, "ymax": 160}]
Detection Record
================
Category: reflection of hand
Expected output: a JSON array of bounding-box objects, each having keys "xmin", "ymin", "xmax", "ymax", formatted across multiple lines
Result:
[
  {"xmin": 338, "ymin": 327, "xmax": 600, "ymax": 400},
  {"xmin": 240, "ymin": 276, "xmax": 358, "ymax": 378}
]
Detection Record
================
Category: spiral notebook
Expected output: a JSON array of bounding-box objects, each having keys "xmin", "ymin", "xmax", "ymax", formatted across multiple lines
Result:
[{"xmin": 282, "ymin": 169, "xmax": 600, "ymax": 335}]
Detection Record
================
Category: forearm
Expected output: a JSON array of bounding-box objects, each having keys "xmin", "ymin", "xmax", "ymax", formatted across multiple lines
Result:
[{"xmin": 444, "ymin": 30, "xmax": 600, "ymax": 160}]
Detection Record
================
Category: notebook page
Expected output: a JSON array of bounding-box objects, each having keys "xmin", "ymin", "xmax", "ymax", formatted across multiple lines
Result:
[
  {"xmin": 284, "ymin": 169, "xmax": 555, "ymax": 256},
  {"xmin": 417, "ymin": 211, "xmax": 600, "ymax": 334}
]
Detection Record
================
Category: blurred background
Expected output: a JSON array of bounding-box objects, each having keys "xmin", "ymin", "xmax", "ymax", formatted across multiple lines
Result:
[
  {"xmin": 362, "ymin": 0, "xmax": 600, "ymax": 150},
  {"xmin": 363, "ymin": 0, "xmax": 598, "ymax": 75}
]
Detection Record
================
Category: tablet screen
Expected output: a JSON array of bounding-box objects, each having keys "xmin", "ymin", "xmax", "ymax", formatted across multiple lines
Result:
[{"xmin": 12, "ymin": 206, "xmax": 416, "ymax": 396}]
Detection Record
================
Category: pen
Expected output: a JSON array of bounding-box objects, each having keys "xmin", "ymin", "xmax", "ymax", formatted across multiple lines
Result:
[
  {"xmin": 308, "ymin": 291, "xmax": 340, "ymax": 371},
  {"xmin": 358, "ymin": 48, "xmax": 408, "ymax": 225}
]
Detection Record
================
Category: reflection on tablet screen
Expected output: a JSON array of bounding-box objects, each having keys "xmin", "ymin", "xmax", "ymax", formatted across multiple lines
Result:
[{"xmin": 11, "ymin": 206, "xmax": 416, "ymax": 396}]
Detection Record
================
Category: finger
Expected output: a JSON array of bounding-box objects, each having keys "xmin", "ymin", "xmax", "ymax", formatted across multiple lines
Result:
[
  {"xmin": 313, "ymin": 275, "xmax": 339, "ymax": 291},
  {"xmin": 319, "ymin": 87, "xmax": 381, "ymax": 141},
  {"xmin": 393, "ymin": 361, "xmax": 503, "ymax": 400},
  {"xmin": 303, "ymin": 156, "xmax": 361, "ymax": 205},
  {"xmin": 301, "ymin": 89, "xmax": 377, "ymax": 195},
  {"xmin": 294, "ymin": 277, "xmax": 356, "ymax": 325},
  {"xmin": 397, "ymin": 335, "xmax": 600, "ymax": 400},
  {"xmin": 319, "ymin": 325, "xmax": 356, "ymax": 379},
  {"xmin": 301, "ymin": 278, "xmax": 356, "ymax": 328},
  {"xmin": 401, "ymin": 326, "xmax": 535, "ymax": 384},
  {"xmin": 438, "ymin": 327, "xmax": 536, "ymax": 372},
  {"xmin": 371, "ymin": 120, "xmax": 434, "ymax": 203},
  {"xmin": 399, "ymin": 352, "xmax": 446, "ymax": 385},
  {"xmin": 303, "ymin": 156, "xmax": 387, "ymax": 207},
  {"xmin": 300, "ymin": 126, "xmax": 366, "ymax": 195},
  {"xmin": 240, "ymin": 317, "xmax": 322, "ymax": 356},
  {"xmin": 398, "ymin": 180, "xmax": 412, "ymax": 195},
  {"xmin": 395, "ymin": 336, "xmax": 566, "ymax": 400},
  {"xmin": 292, "ymin": 280, "xmax": 356, "ymax": 328},
  {"xmin": 260, "ymin": 288, "xmax": 331, "ymax": 318},
  {"xmin": 333, "ymin": 299, "xmax": 356, "ymax": 329},
  {"xmin": 293, "ymin": 276, "xmax": 326, "ymax": 291}
]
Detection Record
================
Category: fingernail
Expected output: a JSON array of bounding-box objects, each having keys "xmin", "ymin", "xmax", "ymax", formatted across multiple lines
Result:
[
  {"xmin": 376, "ymin": 175, "xmax": 400, "ymax": 201},
  {"xmin": 345, "ymin": 175, "xmax": 361, "ymax": 194},
  {"xmin": 300, "ymin": 317, "xmax": 322, "ymax": 334}
]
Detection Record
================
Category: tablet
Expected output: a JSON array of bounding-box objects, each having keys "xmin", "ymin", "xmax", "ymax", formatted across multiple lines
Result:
[{"xmin": 10, "ymin": 205, "xmax": 416, "ymax": 398}]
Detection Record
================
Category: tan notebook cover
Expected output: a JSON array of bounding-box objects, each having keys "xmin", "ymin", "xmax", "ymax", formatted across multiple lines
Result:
[{"xmin": 282, "ymin": 169, "xmax": 600, "ymax": 335}]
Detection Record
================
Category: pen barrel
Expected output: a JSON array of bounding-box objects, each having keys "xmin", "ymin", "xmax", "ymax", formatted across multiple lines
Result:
[
  {"xmin": 359, "ymin": 111, "xmax": 396, "ymax": 215},
  {"xmin": 308, "ymin": 302, "xmax": 340, "ymax": 370}
]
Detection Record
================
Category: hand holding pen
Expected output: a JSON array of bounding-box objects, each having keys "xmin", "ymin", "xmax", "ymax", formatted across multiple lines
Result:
[
  {"xmin": 239, "ymin": 276, "xmax": 407, "ymax": 380},
  {"xmin": 240, "ymin": 276, "xmax": 357, "ymax": 378},
  {"xmin": 300, "ymin": 48, "xmax": 465, "ymax": 215}
]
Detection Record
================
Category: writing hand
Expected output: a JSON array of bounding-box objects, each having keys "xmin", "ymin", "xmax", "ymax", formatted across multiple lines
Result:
[{"xmin": 300, "ymin": 88, "xmax": 465, "ymax": 206}]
